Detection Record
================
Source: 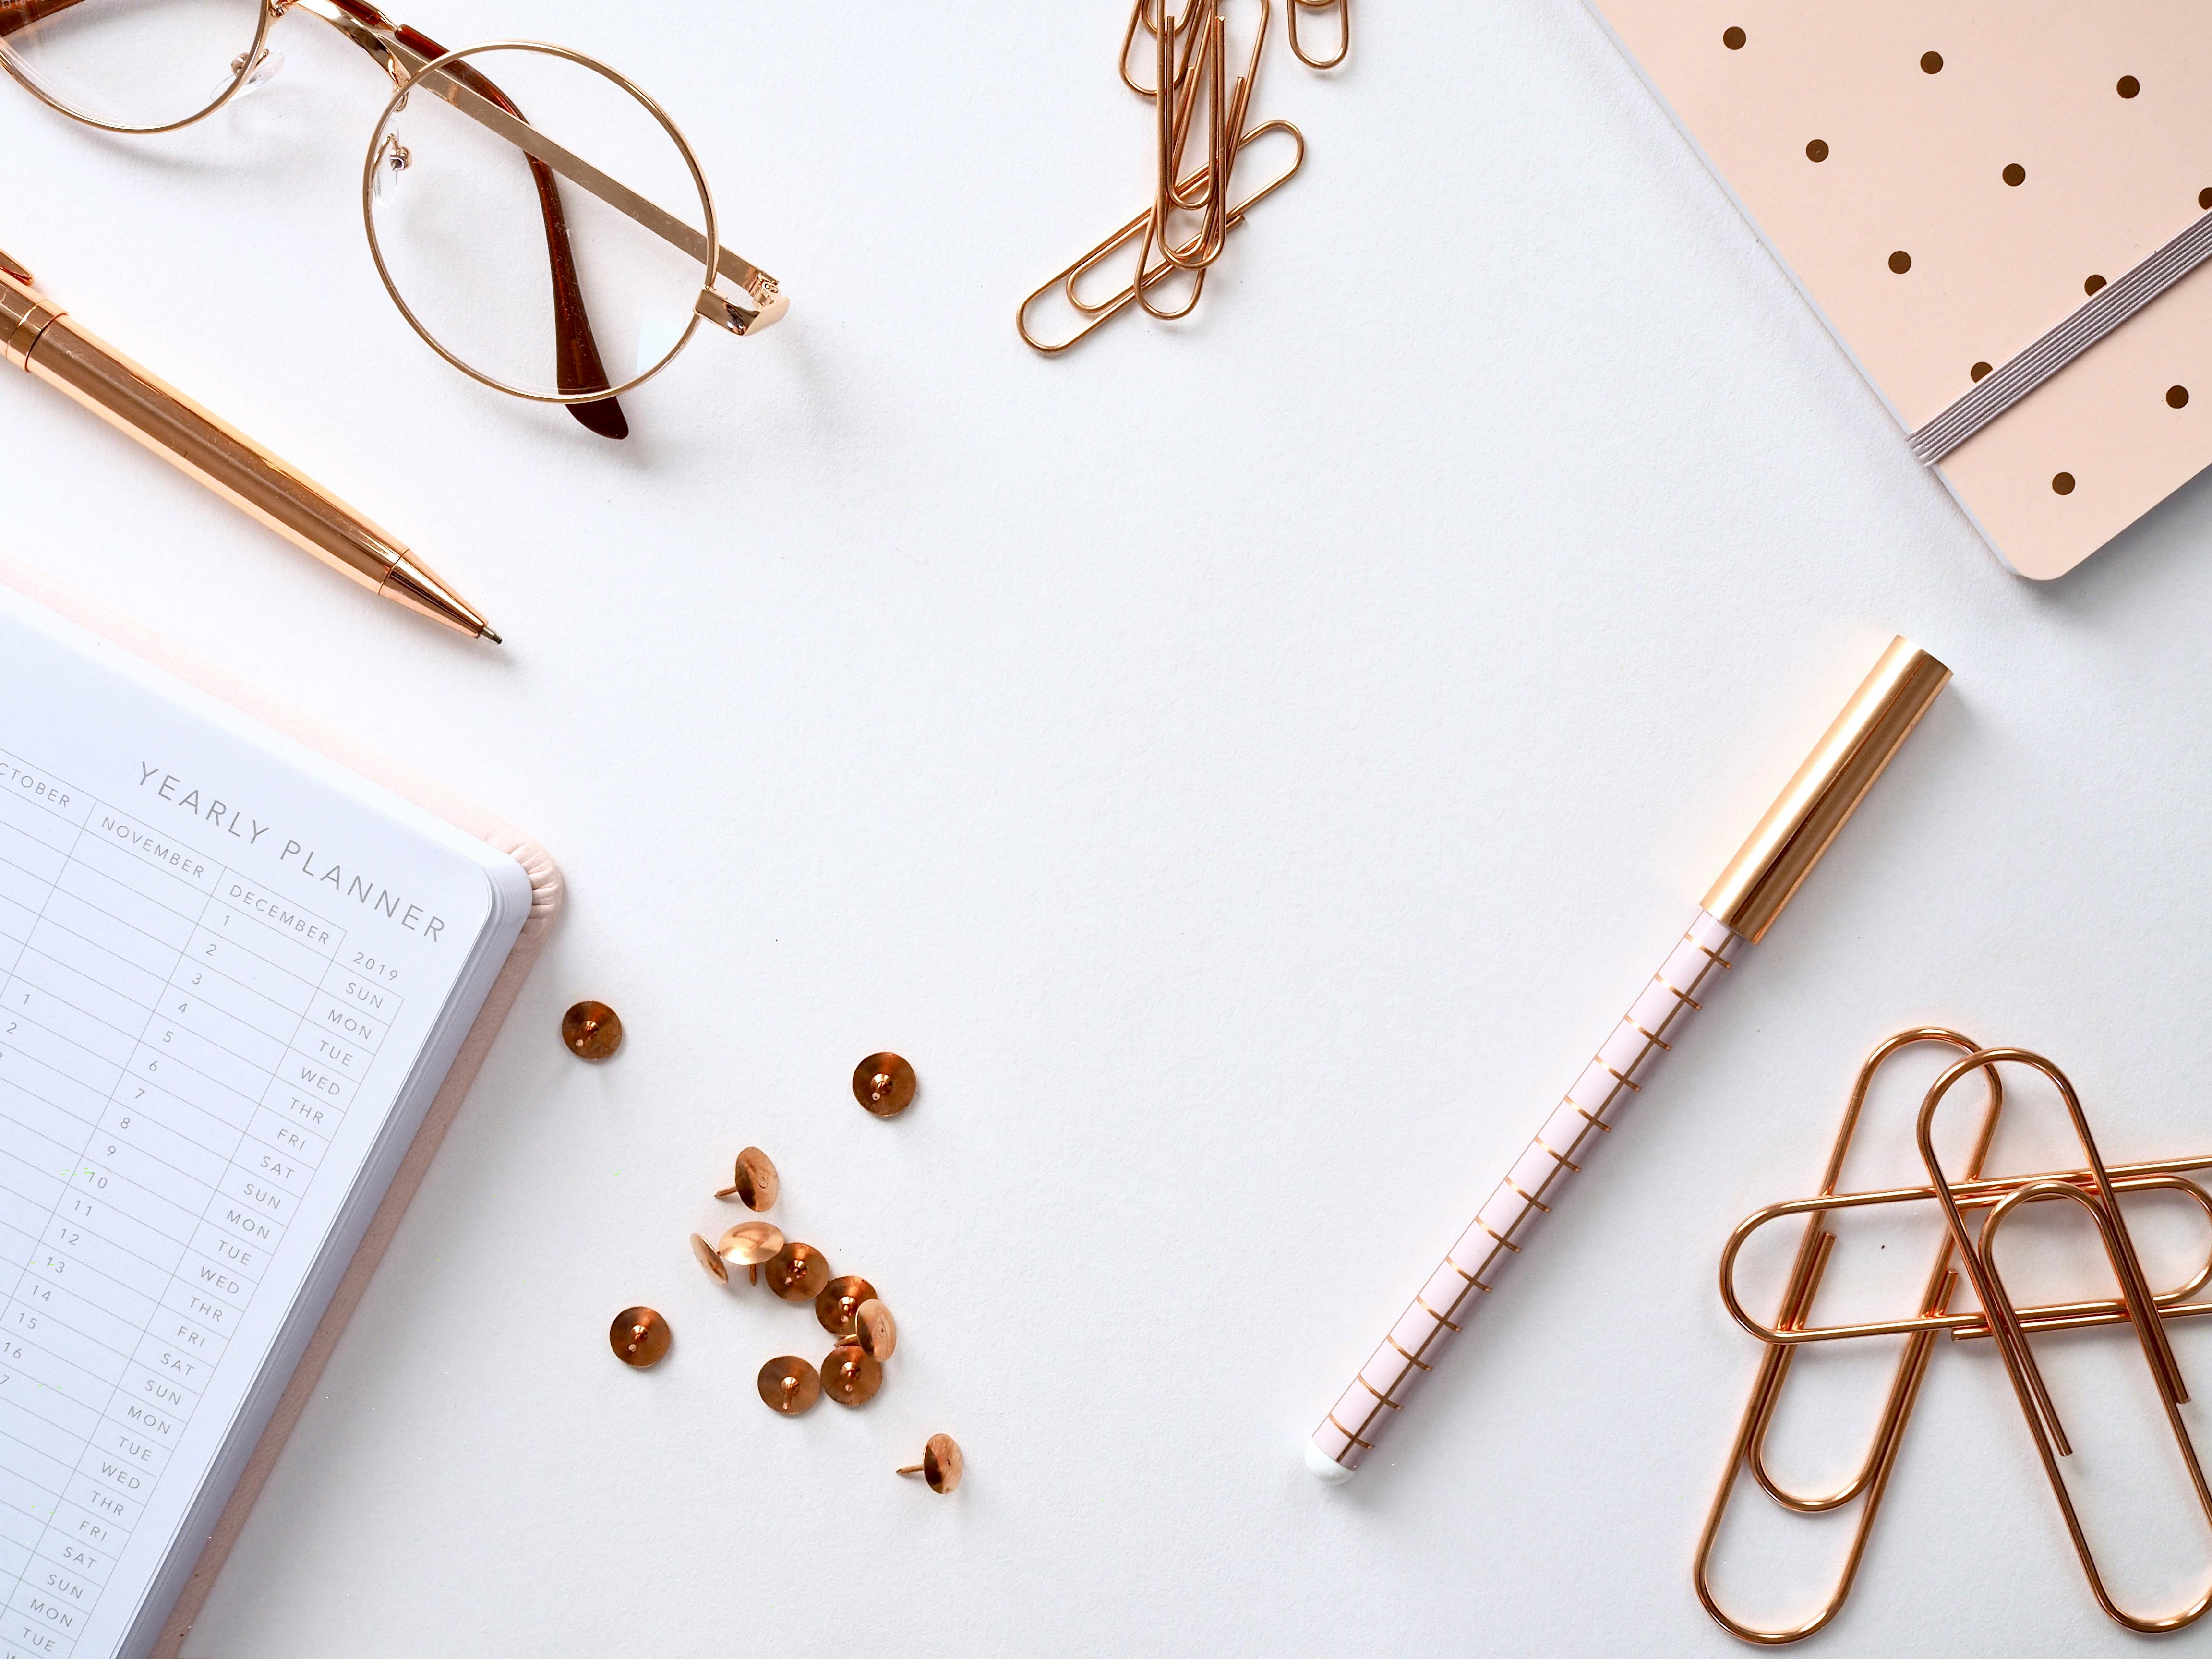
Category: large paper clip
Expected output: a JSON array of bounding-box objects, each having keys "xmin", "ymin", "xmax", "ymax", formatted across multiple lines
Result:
[
  {"xmin": 1695, "ymin": 1030, "xmax": 2002, "ymax": 1644},
  {"xmin": 1700, "ymin": 1035, "xmax": 2212, "ymax": 1640},
  {"xmin": 1919, "ymin": 1048, "xmax": 2212, "ymax": 1633}
]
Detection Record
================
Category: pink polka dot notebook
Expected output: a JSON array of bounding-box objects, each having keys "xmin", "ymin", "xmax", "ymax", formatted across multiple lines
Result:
[{"xmin": 1587, "ymin": 1, "xmax": 2212, "ymax": 578}]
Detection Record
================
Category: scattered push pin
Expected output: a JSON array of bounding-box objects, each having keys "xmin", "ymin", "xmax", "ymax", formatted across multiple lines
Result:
[
  {"xmin": 691, "ymin": 1222, "xmax": 785, "ymax": 1286},
  {"xmin": 823, "ymin": 1343, "xmax": 884, "ymax": 1406},
  {"xmin": 715, "ymin": 1146, "xmax": 779, "ymax": 1210},
  {"xmin": 608, "ymin": 1306, "xmax": 670, "ymax": 1368},
  {"xmin": 758, "ymin": 1355, "xmax": 822, "ymax": 1415},
  {"xmin": 850, "ymin": 1298, "xmax": 898, "ymax": 1361},
  {"xmin": 815, "ymin": 1275, "xmax": 878, "ymax": 1337},
  {"xmin": 562, "ymin": 1001, "xmax": 623, "ymax": 1060},
  {"xmin": 897, "ymin": 1433, "xmax": 962, "ymax": 1493},
  {"xmin": 720, "ymin": 1221, "xmax": 785, "ymax": 1285},
  {"xmin": 853, "ymin": 1052, "xmax": 916, "ymax": 1117},
  {"xmin": 763, "ymin": 1241, "xmax": 831, "ymax": 1303}
]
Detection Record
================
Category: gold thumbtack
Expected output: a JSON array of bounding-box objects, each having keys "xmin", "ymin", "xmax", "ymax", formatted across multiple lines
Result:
[
  {"xmin": 561, "ymin": 1000, "xmax": 623, "ymax": 1060},
  {"xmin": 853, "ymin": 1052, "xmax": 916, "ymax": 1117},
  {"xmin": 851, "ymin": 1298, "xmax": 898, "ymax": 1361},
  {"xmin": 763, "ymin": 1241, "xmax": 831, "ymax": 1303},
  {"xmin": 715, "ymin": 1146, "xmax": 779, "ymax": 1210},
  {"xmin": 758, "ymin": 1354, "xmax": 822, "ymax": 1415},
  {"xmin": 897, "ymin": 1434, "xmax": 963, "ymax": 1493},
  {"xmin": 815, "ymin": 1275, "xmax": 878, "ymax": 1337},
  {"xmin": 691, "ymin": 1221, "xmax": 786, "ymax": 1287},
  {"xmin": 608, "ymin": 1306, "xmax": 671, "ymax": 1368},
  {"xmin": 823, "ymin": 1343, "xmax": 884, "ymax": 1407},
  {"xmin": 719, "ymin": 1221, "xmax": 785, "ymax": 1286}
]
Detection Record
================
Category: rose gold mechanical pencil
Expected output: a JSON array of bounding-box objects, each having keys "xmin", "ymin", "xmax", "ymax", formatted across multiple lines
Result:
[
  {"xmin": 1, "ymin": 246, "xmax": 498, "ymax": 642},
  {"xmin": 1307, "ymin": 636, "xmax": 1952, "ymax": 1480}
]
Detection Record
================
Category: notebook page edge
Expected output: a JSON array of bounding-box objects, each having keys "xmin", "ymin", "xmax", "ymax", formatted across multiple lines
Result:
[
  {"xmin": 110, "ymin": 853, "xmax": 529, "ymax": 1659},
  {"xmin": 0, "ymin": 585, "xmax": 541, "ymax": 1659}
]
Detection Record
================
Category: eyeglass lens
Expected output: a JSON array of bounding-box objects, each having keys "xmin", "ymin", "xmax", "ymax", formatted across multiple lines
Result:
[
  {"xmin": 0, "ymin": 0, "xmax": 264, "ymax": 131},
  {"xmin": 367, "ymin": 45, "xmax": 713, "ymax": 402}
]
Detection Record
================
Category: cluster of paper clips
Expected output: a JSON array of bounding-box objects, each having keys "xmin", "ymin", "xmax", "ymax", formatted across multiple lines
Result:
[
  {"xmin": 1017, "ymin": 0, "xmax": 1348, "ymax": 354},
  {"xmin": 1697, "ymin": 1029, "xmax": 2212, "ymax": 1640}
]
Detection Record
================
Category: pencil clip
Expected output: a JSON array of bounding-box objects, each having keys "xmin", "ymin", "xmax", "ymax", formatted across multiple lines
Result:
[
  {"xmin": 1695, "ymin": 1029, "xmax": 2001, "ymax": 1645},
  {"xmin": 1920, "ymin": 1048, "xmax": 2212, "ymax": 1634},
  {"xmin": 1286, "ymin": 0, "xmax": 1349, "ymax": 71}
]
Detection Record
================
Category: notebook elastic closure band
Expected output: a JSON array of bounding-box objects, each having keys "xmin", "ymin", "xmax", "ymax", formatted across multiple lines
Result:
[{"xmin": 1908, "ymin": 208, "xmax": 2212, "ymax": 465}]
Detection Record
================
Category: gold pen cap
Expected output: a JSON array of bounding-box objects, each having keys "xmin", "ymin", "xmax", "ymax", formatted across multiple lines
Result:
[{"xmin": 1702, "ymin": 636, "xmax": 1950, "ymax": 943}]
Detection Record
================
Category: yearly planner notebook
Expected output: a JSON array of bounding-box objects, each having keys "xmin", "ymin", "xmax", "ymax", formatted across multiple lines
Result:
[{"xmin": 0, "ymin": 566, "xmax": 554, "ymax": 1659}]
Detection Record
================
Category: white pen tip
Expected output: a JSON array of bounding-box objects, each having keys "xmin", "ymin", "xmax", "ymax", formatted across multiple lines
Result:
[{"xmin": 1304, "ymin": 1440, "xmax": 1356, "ymax": 1483}]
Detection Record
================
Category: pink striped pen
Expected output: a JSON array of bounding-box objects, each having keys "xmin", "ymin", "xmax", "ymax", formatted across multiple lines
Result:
[{"xmin": 1307, "ymin": 637, "xmax": 1951, "ymax": 1480}]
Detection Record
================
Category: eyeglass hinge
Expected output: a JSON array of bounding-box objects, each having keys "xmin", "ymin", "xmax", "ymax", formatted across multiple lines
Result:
[{"xmin": 696, "ymin": 284, "xmax": 789, "ymax": 337}]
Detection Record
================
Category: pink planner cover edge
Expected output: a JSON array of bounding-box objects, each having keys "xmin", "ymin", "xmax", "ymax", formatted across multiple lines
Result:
[
  {"xmin": 0, "ymin": 552, "xmax": 564, "ymax": 1659},
  {"xmin": 1580, "ymin": 1, "xmax": 2212, "ymax": 581},
  {"xmin": 1575, "ymin": 4, "xmax": 1914, "ymax": 428},
  {"xmin": 1574, "ymin": 7, "xmax": 2059, "ymax": 578}
]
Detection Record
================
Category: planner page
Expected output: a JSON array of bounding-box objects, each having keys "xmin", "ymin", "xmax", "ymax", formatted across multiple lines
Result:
[{"xmin": 0, "ymin": 593, "xmax": 529, "ymax": 1659}]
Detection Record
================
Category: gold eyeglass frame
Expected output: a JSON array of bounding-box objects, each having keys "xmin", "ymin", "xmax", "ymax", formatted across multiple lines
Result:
[
  {"xmin": 0, "ymin": 0, "xmax": 787, "ymax": 408},
  {"xmin": 361, "ymin": 40, "xmax": 722, "ymax": 405}
]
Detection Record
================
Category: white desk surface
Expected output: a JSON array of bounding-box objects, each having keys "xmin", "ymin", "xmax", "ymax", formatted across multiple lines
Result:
[{"xmin": 8, "ymin": 3, "xmax": 2212, "ymax": 1654}]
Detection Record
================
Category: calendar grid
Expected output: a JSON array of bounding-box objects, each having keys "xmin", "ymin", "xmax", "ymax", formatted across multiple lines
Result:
[{"xmin": 0, "ymin": 745, "xmax": 402, "ymax": 1659}]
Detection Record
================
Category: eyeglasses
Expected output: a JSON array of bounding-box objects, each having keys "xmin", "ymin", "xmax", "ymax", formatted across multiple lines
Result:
[{"xmin": 0, "ymin": 0, "xmax": 787, "ymax": 440}]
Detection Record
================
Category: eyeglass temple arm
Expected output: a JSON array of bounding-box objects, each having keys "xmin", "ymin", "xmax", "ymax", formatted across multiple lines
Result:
[
  {"xmin": 403, "ymin": 31, "xmax": 633, "ymax": 435},
  {"xmin": 0, "ymin": 0, "xmax": 92, "ymax": 36},
  {"xmin": 294, "ymin": 0, "xmax": 785, "ymax": 336},
  {"xmin": 301, "ymin": 1, "xmax": 625, "ymax": 438},
  {"xmin": 425, "ymin": 59, "xmax": 788, "ymax": 334}
]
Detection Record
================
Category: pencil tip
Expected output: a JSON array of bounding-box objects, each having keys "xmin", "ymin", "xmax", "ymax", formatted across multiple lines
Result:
[{"xmin": 481, "ymin": 627, "xmax": 504, "ymax": 645}]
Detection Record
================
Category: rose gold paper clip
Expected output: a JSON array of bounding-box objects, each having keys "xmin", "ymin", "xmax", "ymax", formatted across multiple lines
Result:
[
  {"xmin": 1695, "ymin": 1029, "xmax": 2003, "ymax": 1645},
  {"xmin": 1700, "ymin": 1037, "xmax": 2212, "ymax": 1640},
  {"xmin": 1020, "ymin": 0, "xmax": 1333, "ymax": 353}
]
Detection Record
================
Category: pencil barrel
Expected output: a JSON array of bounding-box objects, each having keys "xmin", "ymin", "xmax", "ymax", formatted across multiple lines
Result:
[{"xmin": 1309, "ymin": 908, "xmax": 1743, "ymax": 1473}]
